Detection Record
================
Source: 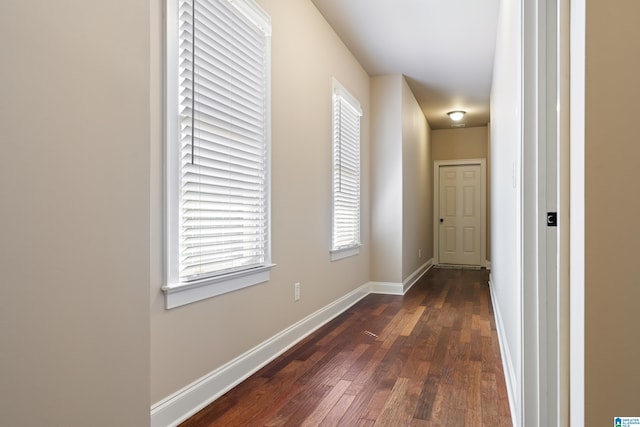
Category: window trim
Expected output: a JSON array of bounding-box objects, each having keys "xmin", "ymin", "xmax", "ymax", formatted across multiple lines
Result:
[
  {"xmin": 330, "ymin": 245, "xmax": 362, "ymax": 262},
  {"xmin": 163, "ymin": 0, "xmax": 273, "ymax": 309},
  {"xmin": 330, "ymin": 79, "xmax": 362, "ymax": 260}
]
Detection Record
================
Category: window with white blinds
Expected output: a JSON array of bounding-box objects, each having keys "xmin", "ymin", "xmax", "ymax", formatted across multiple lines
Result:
[
  {"xmin": 164, "ymin": 0, "xmax": 272, "ymax": 308},
  {"xmin": 331, "ymin": 80, "xmax": 362, "ymax": 259}
]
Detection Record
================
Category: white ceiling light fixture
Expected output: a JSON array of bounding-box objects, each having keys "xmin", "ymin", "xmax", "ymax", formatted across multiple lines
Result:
[{"xmin": 447, "ymin": 110, "xmax": 466, "ymax": 121}]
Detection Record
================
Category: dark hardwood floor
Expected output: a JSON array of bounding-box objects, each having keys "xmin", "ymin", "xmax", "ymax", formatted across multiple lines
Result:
[{"xmin": 181, "ymin": 267, "xmax": 512, "ymax": 426}]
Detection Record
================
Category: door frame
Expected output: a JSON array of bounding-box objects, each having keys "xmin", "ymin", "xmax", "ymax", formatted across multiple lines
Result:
[
  {"xmin": 521, "ymin": 0, "xmax": 570, "ymax": 424},
  {"xmin": 433, "ymin": 159, "xmax": 487, "ymax": 268}
]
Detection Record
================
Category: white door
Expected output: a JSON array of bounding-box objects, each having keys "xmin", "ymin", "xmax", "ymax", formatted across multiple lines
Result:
[{"xmin": 438, "ymin": 164, "xmax": 482, "ymax": 266}]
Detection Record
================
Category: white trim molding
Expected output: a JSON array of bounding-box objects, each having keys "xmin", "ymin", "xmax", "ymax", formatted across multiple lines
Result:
[
  {"xmin": 368, "ymin": 258, "xmax": 434, "ymax": 296},
  {"xmin": 330, "ymin": 245, "xmax": 361, "ymax": 262},
  {"xmin": 489, "ymin": 274, "xmax": 518, "ymax": 427},
  {"xmin": 570, "ymin": 0, "xmax": 585, "ymax": 424},
  {"xmin": 368, "ymin": 281, "xmax": 403, "ymax": 295},
  {"xmin": 403, "ymin": 259, "xmax": 434, "ymax": 293},
  {"xmin": 162, "ymin": 265, "xmax": 274, "ymax": 309}
]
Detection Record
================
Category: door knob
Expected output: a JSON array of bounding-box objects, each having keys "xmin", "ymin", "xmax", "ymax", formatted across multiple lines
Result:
[{"xmin": 440, "ymin": 218, "xmax": 444, "ymax": 223}]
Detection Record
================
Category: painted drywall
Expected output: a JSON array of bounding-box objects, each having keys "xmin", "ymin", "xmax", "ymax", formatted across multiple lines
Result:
[
  {"xmin": 432, "ymin": 126, "xmax": 491, "ymax": 262},
  {"xmin": 584, "ymin": 0, "xmax": 640, "ymax": 424},
  {"xmin": 370, "ymin": 75, "xmax": 403, "ymax": 283},
  {"xmin": 370, "ymin": 74, "xmax": 432, "ymax": 284},
  {"xmin": 150, "ymin": 0, "xmax": 371, "ymax": 404},
  {"xmin": 486, "ymin": 126, "xmax": 492, "ymax": 265},
  {"xmin": 401, "ymin": 78, "xmax": 433, "ymax": 279},
  {"xmin": 432, "ymin": 126, "xmax": 489, "ymax": 161},
  {"xmin": 489, "ymin": 0, "xmax": 523, "ymax": 422},
  {"xmin": 0, "ymin": 1, "xmax": 151, "ymax": 425}
]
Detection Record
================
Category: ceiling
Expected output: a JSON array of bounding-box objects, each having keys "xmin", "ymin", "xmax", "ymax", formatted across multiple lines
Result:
[{"xmin": 310, "ymin": 0, "xmax": 501, "ymax": 130}]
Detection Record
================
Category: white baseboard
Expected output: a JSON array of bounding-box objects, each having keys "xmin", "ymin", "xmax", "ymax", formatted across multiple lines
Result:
[
  {"xmin": 368, "ymin": 259, "xmax": 434, "ymax": 296},
  {"xmin": 150, "ymin": 282, "xmax": 370, "ymax": 427},
  {"xmin": 489, "ymin": 274, "xmax": 518, "ymax": 427},
  {"xmin": 368, "ymin": 281, "xmax": 403, "ymax": 295},
  {"xmin": 151, "ymin": 261, "xmax": 437, "ymax": 426},
  {"xmin": 403, "ymin": 258, "xmax": 433, "ymax": 293},
  {"xmin": 485, "ymin": 260, "xmax": 492, "ymax": 270}
]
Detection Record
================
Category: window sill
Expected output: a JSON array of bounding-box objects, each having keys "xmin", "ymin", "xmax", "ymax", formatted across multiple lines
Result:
[
  {"xmin": 162, "ymin": 264, "xmax": 275, "ymax": 309},
  {"xmin": 330, "ymin": 245, "xmax": 361, "ymax": 261}
]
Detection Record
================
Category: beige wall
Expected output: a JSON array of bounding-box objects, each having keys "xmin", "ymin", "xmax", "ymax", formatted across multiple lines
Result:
[
  {"xmin": 584, "ymin": 0, "xmax": 640, "ymax": 424},
  {"xmin": 490, "ymin": 0, "xmax": 523, "ymax": 418},
  {"xmin": 370, "ymin": 75, "xmax": 403, "ymax": 283},
  {"xmin": 150, "ymin": 0, "xmax": 371, "ymax": 404},
  {"xmin": 401, "ymin": 78, "xmax": 433, "ymax": 279},
  {"xmin": 432, "ymin": 126, "xmax": 489, "ymax": 161},
  {"xmin": 370, "ymin": 75, "xmax": 432, "ymax": 284},
  {"xmin": 432, "ymin": 126, "xmax": 491, "ymax": 262},
  {"xmin": 486, "ymin": 126, "xmax": 491, "ymax": 264},
  {"xmin": 0, "ymin": 1, "xmax": 151, "ymax": 425}
]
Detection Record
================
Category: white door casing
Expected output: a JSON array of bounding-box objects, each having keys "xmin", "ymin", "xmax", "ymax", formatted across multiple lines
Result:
[
  {"xmin": 433, "ymin": 159, "xmax": 486, "ymax": 268},
  {"xmin": 438, "ymin": 164, "xmax": 482, "ymax": 265}
]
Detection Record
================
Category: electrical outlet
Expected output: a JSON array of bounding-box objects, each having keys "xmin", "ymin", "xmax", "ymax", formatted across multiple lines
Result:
[
  {"xmin": 294, "ymin": 282, "xmax": 301, "ymax": 301},
  {"xmin": 418, "ymin": 248, "xmax": 422, "ymax": 258}
]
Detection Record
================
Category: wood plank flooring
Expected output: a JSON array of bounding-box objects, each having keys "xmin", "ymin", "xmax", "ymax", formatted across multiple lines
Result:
[{"xmin": 181, "ymin": 268, "xmax": 512, "ymax": 426}]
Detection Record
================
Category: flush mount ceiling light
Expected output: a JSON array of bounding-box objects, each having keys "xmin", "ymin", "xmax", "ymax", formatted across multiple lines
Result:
[{"xmin": 447, "ymin": 110, "xmax": 466, "ymax": 121}]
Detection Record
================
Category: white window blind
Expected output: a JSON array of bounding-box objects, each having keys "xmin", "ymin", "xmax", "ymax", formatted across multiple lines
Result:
[
  {"xmin": 332, "ymin": 81, "xmax": 362, "ymax": 253},
  {"xmin": 166, "ymin": 0, "xmax": 271, "ymax": 305}
]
